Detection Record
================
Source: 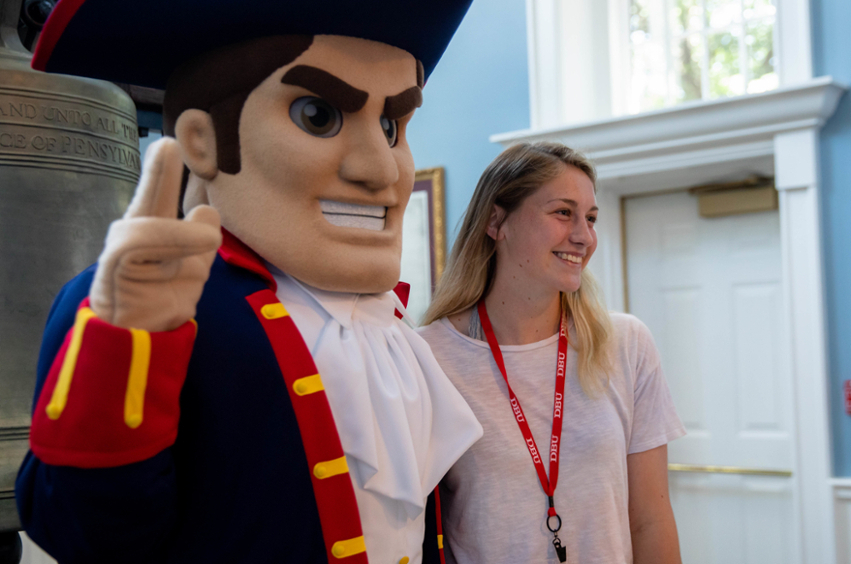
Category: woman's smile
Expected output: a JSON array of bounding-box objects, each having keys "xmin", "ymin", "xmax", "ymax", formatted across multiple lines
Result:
[{"xmin": 553, "ymin": 251, "xmax": 584, "ymax": 265}]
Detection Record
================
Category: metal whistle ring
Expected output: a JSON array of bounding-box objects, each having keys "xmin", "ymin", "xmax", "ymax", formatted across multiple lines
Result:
[{"xmin": 546, "ymin": 513, "xmax": 562, "ymax": 533}]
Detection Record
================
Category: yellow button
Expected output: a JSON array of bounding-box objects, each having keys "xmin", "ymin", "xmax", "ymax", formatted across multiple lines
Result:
[
  {"xmin": 399, "ymin": 558, "xmax": 410, "ymax": 564},
  {"xmin": 261, "ymin": 303, "xmax": 288, "ymax": 319},
  {"xmin": 331, "ymin": 536, "xmax": 366, "ymax": 558},
  {"xmin": 293, "ymin": 374, "xmax": 324, "ymax": 396},
  {"xmin": 313, "ymin": 456, "xmax": 349, "ymax": 480}
]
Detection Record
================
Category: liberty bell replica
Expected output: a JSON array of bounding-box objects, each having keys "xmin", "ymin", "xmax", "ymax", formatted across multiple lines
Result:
[{"xmin": 0, "ymin": 0, "xmax": 139, "ymax": 559}]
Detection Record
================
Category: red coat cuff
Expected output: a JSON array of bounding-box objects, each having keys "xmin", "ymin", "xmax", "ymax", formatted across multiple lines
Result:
[{"xmin": 30, "ymin": 299, "xmax": 196, "ymax": 468}]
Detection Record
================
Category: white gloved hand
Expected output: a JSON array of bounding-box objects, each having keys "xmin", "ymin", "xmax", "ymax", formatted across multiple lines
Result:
[{"xmin": 89, "ymin": 138, "xmax": 222, "ymax": 332}]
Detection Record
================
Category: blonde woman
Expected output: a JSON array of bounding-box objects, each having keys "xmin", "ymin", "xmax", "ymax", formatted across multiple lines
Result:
[{"xmin": 419, "ymin": 142, "xmax": 685, "ymax": 564}]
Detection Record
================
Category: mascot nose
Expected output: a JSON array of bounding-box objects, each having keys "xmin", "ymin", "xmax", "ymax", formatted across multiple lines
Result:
[{"xmin": 339, "ymin": 128, "xmax": 399, "ymax": 191}]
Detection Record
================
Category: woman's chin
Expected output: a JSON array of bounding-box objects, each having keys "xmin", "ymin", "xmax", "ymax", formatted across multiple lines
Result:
[{"xmin": 560, "ymin": 281, "xmax": 583, "ymax": 294}]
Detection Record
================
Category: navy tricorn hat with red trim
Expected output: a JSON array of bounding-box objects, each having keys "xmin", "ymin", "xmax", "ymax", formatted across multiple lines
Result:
[{"xmin": 32, "ymin": 0, "xmax": 474, "ymax": 89}]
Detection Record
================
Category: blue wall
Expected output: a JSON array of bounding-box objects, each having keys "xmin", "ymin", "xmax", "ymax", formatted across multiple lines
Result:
[
  {"xmin": 407, "ymin": 0, "xmax": 530, "ymax": 245},
  {"xmin": 812, "ymin": 0, "xmax": 851, "ymax": 475},
  {"xmin": 408, "ymin": 0, "xmax": 851, "ymax": 474}
]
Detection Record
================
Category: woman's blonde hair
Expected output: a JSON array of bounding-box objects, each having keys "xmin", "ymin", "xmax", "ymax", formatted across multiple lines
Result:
[{"xmin": 422, "ymin": 142, "xmax": 613, "ymax": 395}]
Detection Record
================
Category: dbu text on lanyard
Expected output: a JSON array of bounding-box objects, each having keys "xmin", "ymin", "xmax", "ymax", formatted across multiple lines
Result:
[{"xmin": 477, "ymin": 300, "xmax": 569, "ymax": 563}]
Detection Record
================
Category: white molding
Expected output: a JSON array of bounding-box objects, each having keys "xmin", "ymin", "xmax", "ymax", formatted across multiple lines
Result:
[
  {"xmin": 776, "ymin": 0, "xmax": 813, "ymax": 85},
  {"xmin": 526, "ymin": 0, "xmax": 614, "ymax": 128},
  {"xmin": 557, "ymin": 0, "xmax": 612, "ymax": 125},
  {"xmin": 606, "ymin": 0, "xmax": 629, "ymax": 117},
  {"xmin": 832, "ymin": 481, "xmax": 851, "ymax": 564},
  {"xmin": 775, "ymin": 127, "xmax": 835, "ymax": 564},
  {"xmin": 775, "ymin": 129, "xmax": 820, "ymax": 189},
  {"xmin": 491, "ymin": 77, "xmax": 846, "ymax": 159},
  {"xmin": 490, "ymin": 77, "xmax": 847, "ymax": 564},
  {"xmin": 594, "ymin": 140, "xmax": 775, "ymax": 188},
  {"xmin": 524, "ymin": 0, "xmax": 540, "ymax": 129},
  {"xmin": 525, "ymin": 0, "xmax": 561, "ymax": 129}
]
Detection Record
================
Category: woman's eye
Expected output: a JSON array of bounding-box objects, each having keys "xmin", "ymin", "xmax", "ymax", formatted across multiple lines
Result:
[
  {"xmin": 558, "ymin": 209, "xmax": 571, "ymax": 217},
  {"xmin": 290, "ymin": 97, "xmax": 343, "ymax": 138},
  {"xmin": 587, "ymin": 216, "xmax": 598, "ymax": 224},
  {"xmin": 380, "ymin": 115, "xmax": 398, "ymax": 147}
]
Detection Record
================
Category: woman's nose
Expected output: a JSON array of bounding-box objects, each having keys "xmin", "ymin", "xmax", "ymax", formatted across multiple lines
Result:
[{"xmin": 570, "ymin": 217, "xmax": 594, "ymax": 246}]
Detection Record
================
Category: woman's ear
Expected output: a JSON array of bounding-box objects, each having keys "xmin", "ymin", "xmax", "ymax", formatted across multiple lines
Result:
[
  {"xmin": 486, "ymin": 205, "xmax": 507, "ymax": 241},
  {"xmin": 175, "ymin": 109, "xmax": 218, "ymax": 180}
]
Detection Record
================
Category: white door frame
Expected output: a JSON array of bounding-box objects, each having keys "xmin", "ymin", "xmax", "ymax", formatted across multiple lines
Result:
[{"xmin": 491, "ymin": 77, "xmax": 847, "ymax": 564}]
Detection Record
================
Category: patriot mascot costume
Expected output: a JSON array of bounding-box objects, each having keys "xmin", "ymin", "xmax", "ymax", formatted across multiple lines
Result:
[{"xmin": 15, "ymin": 1, "xmax": 482, "ymax": 562}]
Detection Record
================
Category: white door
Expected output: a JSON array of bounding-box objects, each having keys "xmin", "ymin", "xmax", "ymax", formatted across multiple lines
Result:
[{"xmin": 624, "ymin": 190, "xmax": 798, "ymax": 564}]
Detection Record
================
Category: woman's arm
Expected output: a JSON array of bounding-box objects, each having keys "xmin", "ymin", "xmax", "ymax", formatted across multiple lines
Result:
[{"xmin": 627, "ymin": 444, "xmax": 682, "ymax": 564}]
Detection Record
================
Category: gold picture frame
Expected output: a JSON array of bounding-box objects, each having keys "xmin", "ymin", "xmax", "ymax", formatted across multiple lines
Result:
[
  {"xmin": 400, "ymin": 167, "xmax": 447, "ymax": 323},
  {"xmin": 414, "ymin": 167, "xmax": 446, "ymax": 281}
]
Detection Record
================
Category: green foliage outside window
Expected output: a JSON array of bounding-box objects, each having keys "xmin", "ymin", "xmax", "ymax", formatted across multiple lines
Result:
[{"xmin": 627, "ymin": 0, "xmax": 778, "ymax": 112}]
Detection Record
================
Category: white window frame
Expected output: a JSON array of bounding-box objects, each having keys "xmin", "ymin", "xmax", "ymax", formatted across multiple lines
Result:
[
  {"xmin": 618, "ymin": 0, "xmax": 781, "ymax": 112},
  {"xmin": 526, "ymin": 0, "xmax": 811, "ymax": 129}
]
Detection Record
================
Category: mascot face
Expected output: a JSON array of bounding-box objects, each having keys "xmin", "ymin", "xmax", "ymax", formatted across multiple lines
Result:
[{"xmin": 196, "ymin": 35, "xmax": 419, "ymax": 293}]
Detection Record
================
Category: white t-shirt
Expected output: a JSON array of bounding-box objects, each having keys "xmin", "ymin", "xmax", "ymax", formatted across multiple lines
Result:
[
  {"xmin": 271, "ymin": 271, "xmax": 483, "ymax": 564},
  {"xmin": 417, "ymin": 312, "xmax": 685, "ymax": 564}
]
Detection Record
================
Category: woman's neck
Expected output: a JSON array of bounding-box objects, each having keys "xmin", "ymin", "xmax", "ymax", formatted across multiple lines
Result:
[{"xmin": 483, "ymin": 273, "xmax": 561, "ymax": 346}]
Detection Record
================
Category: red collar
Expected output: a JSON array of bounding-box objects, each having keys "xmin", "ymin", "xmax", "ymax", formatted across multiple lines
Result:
[
  {"xmin": 218, "ymin": 229, "xmax": 277, "ymax": 291},
  {"xmin": 217, "ymin": 228, "xmax": 410, "ymax": 311}
]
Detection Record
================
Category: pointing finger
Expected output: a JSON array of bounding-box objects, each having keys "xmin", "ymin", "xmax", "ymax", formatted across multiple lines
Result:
[
  {"xmin": 124, "ymin": 137, "xmax": 186, "ymax": 219},
  {"xmin": 106, "ymin": 217, "xmax": 223, "ymax": 265}
]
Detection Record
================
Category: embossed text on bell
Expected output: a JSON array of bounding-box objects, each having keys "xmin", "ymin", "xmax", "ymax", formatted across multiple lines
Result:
[{"xmin": 0, "ymin": 0, "xmax": 139, "ymax": 543}]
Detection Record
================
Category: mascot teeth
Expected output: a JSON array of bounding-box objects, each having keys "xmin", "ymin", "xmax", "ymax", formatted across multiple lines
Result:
[{"xmin": 320, "ymin": 200, "xmax": 386, "ymax": 230}]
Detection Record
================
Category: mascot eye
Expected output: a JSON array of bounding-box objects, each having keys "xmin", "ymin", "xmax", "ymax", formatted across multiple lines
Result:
[
  {"xmin": 380, "ymin": 115, "xmax": 398, "ymax": 147},
  {"xmin": 290, "ymin": 97, "xmax": 343, "ymax": 138}
]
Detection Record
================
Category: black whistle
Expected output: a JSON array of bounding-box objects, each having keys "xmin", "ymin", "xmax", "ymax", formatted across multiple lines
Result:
[{"xmin": 553, "ymin": 537, "xmax": 567, "ymax": 563}]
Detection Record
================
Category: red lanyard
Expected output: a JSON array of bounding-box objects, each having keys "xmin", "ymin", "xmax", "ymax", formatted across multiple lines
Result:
[{"xmin": 477, "ymin": 300, "xmax": 569, "ymax": 562}]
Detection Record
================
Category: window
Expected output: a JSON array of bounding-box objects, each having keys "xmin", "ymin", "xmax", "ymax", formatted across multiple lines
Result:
[{"xmin": 627, "ymin": 0, "xmax": 778, "ymax": 113}]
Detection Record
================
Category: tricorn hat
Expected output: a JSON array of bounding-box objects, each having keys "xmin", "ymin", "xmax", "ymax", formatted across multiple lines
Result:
[{"xmin": 33, "ymin": 0, "xmax": 474, "ymax": 89}]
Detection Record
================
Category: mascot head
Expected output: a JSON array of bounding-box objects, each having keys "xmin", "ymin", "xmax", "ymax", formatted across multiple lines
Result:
[{"xmin": 33, "ymin": 0, "xmax": 472, "ymax": 292}]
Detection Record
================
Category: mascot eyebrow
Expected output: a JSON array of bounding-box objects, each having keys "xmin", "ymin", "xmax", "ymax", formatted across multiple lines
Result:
[
  {"xmin": 384, "ymin": 86, "xmax": 422, "ymax": 119},
  {"xmin": 282, "ymin": 64, "xmax": 423, "ymax": 119},
  {"xmin": 282, "ymin": 65, "xmax": 368, "ymax": 112}
]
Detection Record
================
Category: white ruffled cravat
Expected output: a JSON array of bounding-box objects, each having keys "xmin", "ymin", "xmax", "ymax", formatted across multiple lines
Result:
[{"xmin": 269, "ymin": 269, "xmax": 482, "ymax": 529}]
